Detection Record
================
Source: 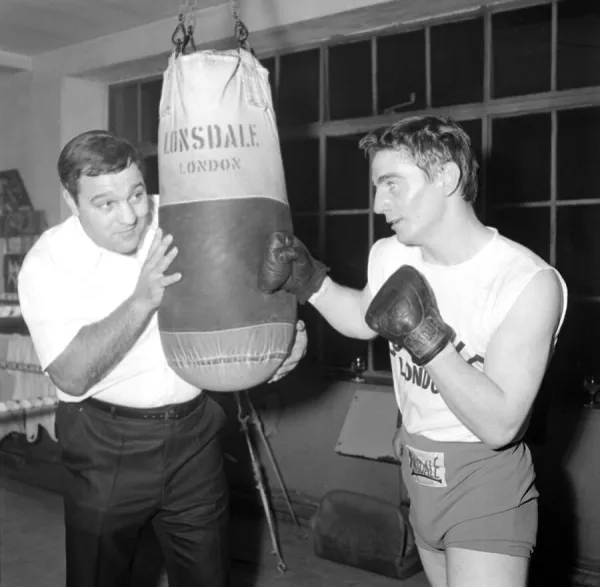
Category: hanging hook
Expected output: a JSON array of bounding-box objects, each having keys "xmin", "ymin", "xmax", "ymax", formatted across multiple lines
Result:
[
  {"xmin": 171, "ymin": 13, "xmax": 187, "ymax": 56},
  {"xmin": 171, "ymin": 0, "xmax": 198, "ymax": 56},
  {"xmin": 230, "ymin": 0, "xmax": 253, "ymax": 54}
]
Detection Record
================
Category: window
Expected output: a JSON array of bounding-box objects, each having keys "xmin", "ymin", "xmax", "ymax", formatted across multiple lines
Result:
[
  {"xmin": 110, "ymin": 0, "xmax": 600, "ymax": 387},
  {"xmin": 557, "ymin": 0, "xmax": 600, "ymax": 90},
  {"xmin": 377, "ymin": 29, "xmax": 426, "ymax": 114},
  {"xmin": 431, "ymin": 17, "xmax": 484, "ymax": 107},
  {"xmin": 328, "ymin": 40, "xmax": 373, "ymax": 120},
  {"xmin": 109, "ymin": 79, "xmax": 162, "ymax": 194},
  {"xmin": 492, "ymin": 4, "xmax": 552, "ymax": 98},
  {"xmin": 278, "ymin": 48, "xmax": 320, "ymax": 125}
]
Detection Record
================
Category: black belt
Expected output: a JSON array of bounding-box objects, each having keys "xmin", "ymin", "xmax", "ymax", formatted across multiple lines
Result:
[{"xmin": 85, "ymin": 394, "xmax": 205, "ymax": 420}]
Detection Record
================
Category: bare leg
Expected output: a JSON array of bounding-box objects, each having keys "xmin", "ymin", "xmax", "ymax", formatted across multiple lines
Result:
[
  {"xmin": 417, "ymin": 546, "xmax": 448, "ymax": 587},
  {"xmin": 447, "ymin": 547, "xmax": 529, "ymax": 587}
]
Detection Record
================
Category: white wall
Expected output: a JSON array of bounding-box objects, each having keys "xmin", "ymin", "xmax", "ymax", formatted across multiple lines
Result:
[
  {"xmin": 0, "ymin": 73, "xmax": 32, "ymax": 201},
  {"xmin": 58, "ymin": 78, "xmax": 108, "ymax": 222},
  {"xmin": 0, "ymin": 73, "xmax": 106, "ymax": 227}
]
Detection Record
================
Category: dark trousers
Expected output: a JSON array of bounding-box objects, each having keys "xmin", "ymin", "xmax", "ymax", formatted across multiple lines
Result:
[{"xmin": 55, "ymin": 394, "xmax": 229, "ymax": 587}]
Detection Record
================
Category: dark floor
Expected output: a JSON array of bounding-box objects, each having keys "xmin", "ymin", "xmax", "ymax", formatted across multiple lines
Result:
[{"xmin": 0, "ymin": 474, "xmax": 429, "ymax": 587}]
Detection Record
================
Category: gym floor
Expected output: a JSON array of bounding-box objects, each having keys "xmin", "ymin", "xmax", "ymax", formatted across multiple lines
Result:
[{"xmin": 0, "ymin": 474, "xmax": 429, "ymax": 587}]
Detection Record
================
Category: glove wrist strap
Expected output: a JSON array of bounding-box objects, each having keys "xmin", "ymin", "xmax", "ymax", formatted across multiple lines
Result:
[{"xmin": 308, "ymin": 275, "xmax": 332, "ymax": 306}]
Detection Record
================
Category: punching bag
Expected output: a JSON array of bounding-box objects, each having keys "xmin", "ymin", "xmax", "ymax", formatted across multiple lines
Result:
[{"xmin": 157, "ymin": 47, "xmax": 296, "ymax": 392}]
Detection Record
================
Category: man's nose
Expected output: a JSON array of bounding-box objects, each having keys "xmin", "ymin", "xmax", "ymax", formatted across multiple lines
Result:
[
  {"xmin": 373, "ymin": 188, "xmax": 390, "ymax": 215},
  {"xmin": 118, "ymin": 202, "xmax": 137, "ymax": 225}
]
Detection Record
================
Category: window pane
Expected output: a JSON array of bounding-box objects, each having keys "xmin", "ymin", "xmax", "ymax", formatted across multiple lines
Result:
[
  {"xmin": 326, "ymin": 135, "xmax": 370, "ymax": 210},
  {"xmin": 431, "ymin": 17, "xmax": 484, "ymax": 107},
  {"xmin": 323, "ymin": 323, "xmax": 369, "ymax": 371},
  {"xmin": 557, "ymin": 107, "xmax": 600, "ymax": 201},
  {"xmin": 292, "ymin": 214, "xmax": 319, "ymax": 258},
  {"xmin": 325, "ymin": 215, "xmax": 369, "ymax": 289},
  {"xmin": 140, "ymin": 79, "xmax": 162, "ymax": 145},
  {"xmin": 557, "ymin": 0, "xmax": 600, "ymax": 90},
  {"xmin": 278, "ymin": 49, "xmax": 320, "ymax": 125},
  {"xmin": 109, "ymin": 83, "xmax": 138, "ymax": 144},
  {"xmin": 488, "ymin": 114, "xmax": 551, "ymax": 205},
  {"xmin": 328, "ymin": 40, "xmax": 372, "ymax": 120},
  {"xmin": 492, "ymin": 4, "xmax": 552, "ymax": 98},
  {"xmin": 373, "ymin": 336, "xmax": 392, "ymax": 371},
  {"xmin": 377, "ymin": 30, "xmax": 426, "ymax": 114},
  {"xmin": 487, "ymin": 206, "xmax": 550, "ymax": 262},
  {"xmin": 553, "ymin": 301, "xmax": 600, "ymax": 390},
  {"xmin": 281, "ymin": 139, "xmax": 319, "ymax": 213},
  {"xmin": 557, "ymin": 205, "xmax": 600, "ymax": 297},
  {"xmin": 144, "ymin": 155, "xmax": 158, "ymax": 195}
]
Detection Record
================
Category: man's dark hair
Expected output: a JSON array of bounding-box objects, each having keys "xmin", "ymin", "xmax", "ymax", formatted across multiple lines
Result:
[
  {"xmin": 57, "ymin": 130, "xmax": 145, "ymax": 203},
  {"xmin": 359, "ymin": 116, "xmax": 479, "ymax": 203}
]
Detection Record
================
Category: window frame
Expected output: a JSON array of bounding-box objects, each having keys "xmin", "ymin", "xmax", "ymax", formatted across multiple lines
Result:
[{"xmin": 109, "ymin": 0, "xmax": 600, "ymax": 382}]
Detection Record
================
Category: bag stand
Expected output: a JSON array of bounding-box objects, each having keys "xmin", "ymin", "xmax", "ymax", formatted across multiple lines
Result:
[{"xmin": 235, "ymin": 391, "xmax": 302, "ymax": 574}]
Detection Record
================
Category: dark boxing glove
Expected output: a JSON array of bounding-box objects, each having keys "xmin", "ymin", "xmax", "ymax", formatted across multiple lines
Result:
[
  {"xmin": 258, "ymin": 231, "xmax": 329, "ymax": 304},
  {"xmin": 258, "ymin": 232, "xmax": 296, "ymax": 293},
  {"xmin": 365, "ymin": 265, "xmax": 454, "ymax": 366}
]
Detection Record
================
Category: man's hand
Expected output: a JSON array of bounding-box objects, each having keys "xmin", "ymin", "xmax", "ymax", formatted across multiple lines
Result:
[
  {"xmin": 268, "ymin": 320, "xmax": 307, "ymax": 383},
  {"xmin": 258, "ymin": 232, "xmax": 329, "ymax": 304},
  {"xmin": 365, "ymin": 265, "xmax": 454, "ymax": 366},
  {"xmin": 132, "ymin": 228, "xmax": 181, "ymax": 313}
]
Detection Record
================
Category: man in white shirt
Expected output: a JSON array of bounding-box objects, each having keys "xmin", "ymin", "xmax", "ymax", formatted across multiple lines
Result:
[{"xmin": 18, "ymin": 129, "xmax": 306, "ymax": 587}]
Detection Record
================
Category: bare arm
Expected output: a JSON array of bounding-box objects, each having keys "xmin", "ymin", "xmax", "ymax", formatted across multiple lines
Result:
[
  {"xmin": 310, "ymin": 278, "xmax": 377, "ymax": 340},
  {"xmin": 425, "ymin": 269, "xmax": 564, "ymax": 448},
  {"xmin": 46, "ymin": 229, "xmax": 181, "ymax": 397},
  {"xmin": 46, "ymin": 297, "xmax": 152, "ymax": 396}
]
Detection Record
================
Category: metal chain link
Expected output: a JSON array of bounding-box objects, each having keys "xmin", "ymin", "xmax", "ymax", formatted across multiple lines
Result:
[
  {"xmin": 230, "ymin": 0, "xmax": 252, "ymax": 53},
  {"xmin": 171, "ymin": 0, "xmax": 198, "ymax": 56}
]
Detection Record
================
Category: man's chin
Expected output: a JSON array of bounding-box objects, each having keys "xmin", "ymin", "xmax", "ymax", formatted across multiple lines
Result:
[{"xmin": 112, "ymin": 233, "xmax": 143, "ymax": 256}]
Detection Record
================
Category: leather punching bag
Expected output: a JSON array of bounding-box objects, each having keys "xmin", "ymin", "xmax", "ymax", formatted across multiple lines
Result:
[{"xmin": 157, "ymin": 48, "xmax": 296, "ymax": 392}]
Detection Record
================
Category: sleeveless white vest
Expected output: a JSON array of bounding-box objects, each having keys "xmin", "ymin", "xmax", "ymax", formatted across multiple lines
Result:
[{"xmin": 367, "ymin": 228, "xmax": 568, "ymax": 442}]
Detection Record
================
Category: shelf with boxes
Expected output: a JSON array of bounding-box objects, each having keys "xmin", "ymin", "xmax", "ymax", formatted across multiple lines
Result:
[{"xmin": 0, "ymin": 171, "xmax": 55, "ymax": 442}]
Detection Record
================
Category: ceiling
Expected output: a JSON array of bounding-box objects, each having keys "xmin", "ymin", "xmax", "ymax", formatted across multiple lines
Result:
[{"xmin": 0, "ymin": 0, "xmax": 223, "ymax": 56}]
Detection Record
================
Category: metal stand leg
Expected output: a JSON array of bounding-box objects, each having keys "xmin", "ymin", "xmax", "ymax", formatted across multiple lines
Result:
[
  {"xmin": 235, "ymin": 391, "xmax": 287, "ymax": 574},
  {"xmin": 244, "ymin": 391, "xmax": 302, "ymax": 530}
]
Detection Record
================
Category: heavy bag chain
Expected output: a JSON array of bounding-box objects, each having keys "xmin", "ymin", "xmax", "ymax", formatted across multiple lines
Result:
[
  {"xmin": 230, "ymin": 0, "xmax": 254, "ymax": 54},
  {"xmin": 171, "ymin": 0, "xmax": 253, "ymax": 56},
  {"xmin": 171, "ymin": 0, "xmax": 198, "ymax": 56}
]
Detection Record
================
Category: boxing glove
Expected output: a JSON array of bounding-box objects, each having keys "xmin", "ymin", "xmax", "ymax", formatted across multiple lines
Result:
[
  {"xmin": 258, "ymin": 232, "xmax": 296, "ymax": 292},
  {"xmin": 258, "ymin": 231, "xmax": 329, "ymax": 304},
  {"xmin": 365, "ymin": 265, "xmax": 454, "ymax": 366}
]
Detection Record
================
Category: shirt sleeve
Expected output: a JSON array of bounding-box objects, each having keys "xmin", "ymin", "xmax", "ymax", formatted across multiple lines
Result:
[{"xmin": 18, "ymin": 251, "xmax": 89, "ymax": 371}]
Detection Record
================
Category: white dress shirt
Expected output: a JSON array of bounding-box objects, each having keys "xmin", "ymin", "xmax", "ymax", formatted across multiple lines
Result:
[{"xmin": 18, "ymin": 198, "xmax": 200, "ymax": 407}]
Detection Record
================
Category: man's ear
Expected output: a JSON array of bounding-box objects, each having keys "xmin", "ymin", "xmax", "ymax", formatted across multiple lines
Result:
[
  {"xmin": 61, "ymin": 188, "xmax": 79, "ymax": 216},
  {"xmin": 438, "ymin": 162, "xmax": 461, "ymax": 197}
]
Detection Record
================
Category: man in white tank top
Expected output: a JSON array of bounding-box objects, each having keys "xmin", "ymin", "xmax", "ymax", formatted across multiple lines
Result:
[{"xmin": 258, "ymin": 116, "xmax": 567, "ymax": 587}]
